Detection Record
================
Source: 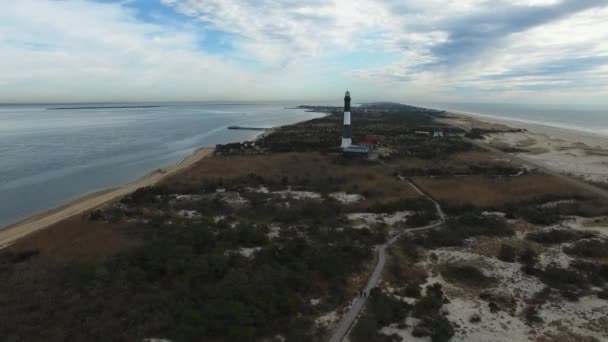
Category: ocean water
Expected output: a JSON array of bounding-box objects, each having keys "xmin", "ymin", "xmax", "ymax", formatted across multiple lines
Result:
[
  {"xmin": 421, "ymin": 102, "xmax": 608, "ymax": 136},
  {"xmin": 0, "ymin": 102, "xmax": 322, "ymax": 228}
]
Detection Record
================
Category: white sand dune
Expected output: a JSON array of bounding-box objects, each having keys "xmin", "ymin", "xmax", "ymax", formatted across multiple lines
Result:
[{"xmin": 440, "ymin": 113, "xmax": 608, "ymax": 185}]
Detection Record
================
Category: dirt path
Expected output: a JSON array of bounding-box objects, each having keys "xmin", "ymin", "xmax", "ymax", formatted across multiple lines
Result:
[
  {"xmin": 0, "ymin": 148, "xmax": 215, "ymax": 248},
  {"xmin": 328, "ymin": 178, "xmax": 445, "ymax": 342}
]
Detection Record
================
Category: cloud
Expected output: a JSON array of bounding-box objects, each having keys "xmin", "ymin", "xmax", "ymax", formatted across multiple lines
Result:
[
  {"xmin": 161, "ymin": 0, "xmax": 393, "ymax": 66},
  {"xmin": 1, "ymin": 0, "xmax": 608, "ymax": 104},
  {"xmin": 427, "ymin": 0, "xmax": 606, "ymax": 66},
  {"xmin": 349, "ymin": 0, "xmax": 608, "ymax": 103},
  {"xmin": 0, "ymin": 0, "xmax": 267, "ymax": 102}
]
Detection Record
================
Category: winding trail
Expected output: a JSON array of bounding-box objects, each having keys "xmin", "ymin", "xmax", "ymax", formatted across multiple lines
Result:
[
  {"xmin": 330, "ymin": 113, "xmax": 608, "ymax": 341},
  {"xmin": 328, "ymin": 177, "xmax": 446, "ymax": 342}
]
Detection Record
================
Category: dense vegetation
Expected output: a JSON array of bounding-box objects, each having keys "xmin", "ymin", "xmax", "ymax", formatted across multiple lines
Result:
[
  {"xmin": 412, "ymin": 213, "xmax": 513, "ymax": 249},
  {"xmin": 399, "ymin": 164, "xmax": 522, "ymax": 177},
  {"xmin": 257, "ymin": 103, "xmax": 466, "ymax": 160},
  {"xmin": 526, "ymin": 228, "xmax": 597, "ymax": 245},
  {"xmin": 565, "ymin": 238, "xmax": 608, "ymax": 259},
  {"xmin": 1, "ymin": 218, "xmax": 380, "ymax": 341},
  {"xmin": 464, "ymin": 127, "xmax": 525, "ymax": 140},
  {"xmin": 442, "ymin": 265, "xmax": 497, "ymax": 288},
  {"xmin": 350, "ymin": 288, "xmax": 411, "ymax": 342},
  {"xmin": 411, "ymin": 284, "xmax": 454, "ymax": 342},
  {"xmin": 4, "ymin": 101, "xmax": 606, "ymax": 342}
]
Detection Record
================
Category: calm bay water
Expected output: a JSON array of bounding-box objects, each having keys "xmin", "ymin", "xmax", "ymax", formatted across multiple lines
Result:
[{"xmin": 0, "ymin": 102, "xmax": 322, "ymax": 228}]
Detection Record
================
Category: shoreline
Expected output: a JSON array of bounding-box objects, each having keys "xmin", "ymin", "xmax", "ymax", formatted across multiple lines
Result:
[
  {"xmin": 255, "ymin": 110, "xmax": 331, "ymax": 140},
  {"xmin": 440, "ymin": 111, "xmax": 608, "ymax": 185},
  {"xmin": 0, "ymin": 111, "xmax": 326, "ymax": 247},
  {"xmin": 446, "ymin": 109, "xmax": 608, "ymax": 139},
  {"xmin": 433, "ymin": 106, "xmax": 608, "ymax": 138},
  {"xmin": 0, "ymin": 147, "xmax": 214, "ymax": 248}
]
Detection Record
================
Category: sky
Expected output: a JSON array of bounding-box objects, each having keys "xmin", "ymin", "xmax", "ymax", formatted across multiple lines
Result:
[{"xmin": 1, "ymin": 0, "xmax": 608, "ymax": 105}]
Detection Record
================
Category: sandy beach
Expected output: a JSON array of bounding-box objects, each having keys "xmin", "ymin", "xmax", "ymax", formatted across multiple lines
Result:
[
  {"xmin": 440, "ymin": 112, "xmax": 608, "ymax": 186},
  {"xmin": 0, "ymin": 147, "xmax": 214, "ymax": 248},
  {"xmin": 0, "ymin": 108, "xmax": 326, "ymax": 248}
]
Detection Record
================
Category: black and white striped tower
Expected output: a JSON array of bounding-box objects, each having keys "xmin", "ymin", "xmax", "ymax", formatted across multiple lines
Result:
[{"xmin": 341, "ymin": 90, "xmax": 352, "ymax": 148}]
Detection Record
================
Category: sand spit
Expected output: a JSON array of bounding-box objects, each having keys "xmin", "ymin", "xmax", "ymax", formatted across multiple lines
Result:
[
  {"xmin": 0, "ymin": 148, "xmax": 215, "ymax": 248},
  {"xmin": 440, "ymin": 113, "xmax": 608, "ymax": 185}
]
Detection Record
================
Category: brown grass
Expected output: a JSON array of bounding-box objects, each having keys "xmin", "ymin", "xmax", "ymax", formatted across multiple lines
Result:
[
  {"xmin": 387, "ymin": 150, "xmax": 522, "ymax": 170},
  {"xmin": 451, "ymin": 151, "xmax": 517, "ymax": 166},
  {"xmin": 5, "ymin": 217, "xmax": 134, "ymax": 266},
  {"xmin": 584, "ymin": 217, "xmax": 608, "ymax": 228},
  {"xmin": 413, "ymin": 174, "xmax": 588, "ymax": 208},
  {"xmin": 164, "ymin": 152, "xmax": 420, "ymax": 202}
]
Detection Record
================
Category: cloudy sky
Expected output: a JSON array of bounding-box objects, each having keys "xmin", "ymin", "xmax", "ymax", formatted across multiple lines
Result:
[{"xmin": 1, "ymin": 0, "xmax": 607, "ymax": 104}]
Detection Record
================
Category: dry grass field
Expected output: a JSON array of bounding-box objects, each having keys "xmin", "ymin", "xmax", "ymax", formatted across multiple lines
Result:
[
  {"xmin": 413, "ymin": 174, "xmax": 590, "ymax": 208},
  {"xmin": 164, "ymin": 152, "xmax": 421, "ymax": 203},
  {"xmin": 388, "ymin": 150, "xmax": 521, "ymax": 171},
  {"xmin": 5, "ymin": 217, "xmax": 134, "ymax": 266}
]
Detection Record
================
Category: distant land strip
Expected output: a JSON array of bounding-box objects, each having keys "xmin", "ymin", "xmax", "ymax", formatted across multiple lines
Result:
[
  {"xmin": 47, "ymin": 105, "xmax": 162, "ymax": 110},
  {"xmin": 227, "ymin": 125, "xmax": 266, "ymax": 131}
]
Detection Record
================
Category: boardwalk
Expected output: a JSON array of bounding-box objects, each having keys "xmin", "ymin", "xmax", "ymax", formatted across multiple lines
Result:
[{"xmin": 328, "ymin": 179, "xmax": 445, "ymax": 342}]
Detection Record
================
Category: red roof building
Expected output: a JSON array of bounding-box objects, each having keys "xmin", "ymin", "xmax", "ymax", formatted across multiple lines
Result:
[{"xmin": 356, "ymin": 135, "xmax": 380, "ymax": 149}]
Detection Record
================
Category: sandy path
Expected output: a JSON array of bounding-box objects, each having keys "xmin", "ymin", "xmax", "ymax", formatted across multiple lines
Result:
[
  {"xmin": 0, "ymin": 147, "xmax": 214, "ymax": 248},
  {"xmin": 328, "ymin": 178, "xmax": 446, "ymax": 342}
]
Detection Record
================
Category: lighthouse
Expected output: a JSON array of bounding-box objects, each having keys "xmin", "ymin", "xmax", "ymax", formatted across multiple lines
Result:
[{"xmin": 341, "ymin": 91, "xmax": 352, "ymax": 148}]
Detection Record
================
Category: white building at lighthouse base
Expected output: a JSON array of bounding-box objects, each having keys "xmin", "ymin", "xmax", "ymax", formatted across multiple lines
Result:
[{"xmin": 341, "ymin": 138, "xmax": 352, "ymax": 148}]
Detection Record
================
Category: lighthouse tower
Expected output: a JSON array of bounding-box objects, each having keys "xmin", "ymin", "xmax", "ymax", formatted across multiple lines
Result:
[{"xmin": 341, "ymin": 91, "xmax": 352, "ymax": 148}]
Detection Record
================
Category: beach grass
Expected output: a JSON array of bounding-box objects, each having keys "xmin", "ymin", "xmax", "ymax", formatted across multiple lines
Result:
[
  {"xmin": 163, "ymin": 152, "xmax": 421, "ymax": 203},
  {"xmin": 412, "ymin": 174, "xmax": 590, "ymax": 208}
]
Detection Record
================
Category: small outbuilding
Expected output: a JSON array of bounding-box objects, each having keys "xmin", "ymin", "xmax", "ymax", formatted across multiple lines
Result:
[
  {"xmin": 343, "ymin": 145, "xmax": 370, "ymax": 155},
  {"xmin": 356, "ymin": 135, "xmax": 380, "ymax": 150}
]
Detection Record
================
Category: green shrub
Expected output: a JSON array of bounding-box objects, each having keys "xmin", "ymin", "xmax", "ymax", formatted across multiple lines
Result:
[
  {"xmin": 519, "ymin": 247, "xmax": 538, "ymax": 266},
  {"xmin": 565, "ymin": 239, "xmax": 608, "ymax": 259},
  {"xmin": 524, "ymin": 265, "xmax": 590, "ymax": 300},
  {"xmin": 523, "ymin": 305, "xmax": 543, "ymax": 325},
  {"xmin": 399, "ymin": 238, "xmax": 421, "ymax": 262},
  {"xmin": 414, "ymin": 214, "xmax": 513, "ymax": 249},
  {"xmin": 413, "ymin": 283, "xmax": 445, "ymax": 318},
  {"xmin": 407, "ymin": 211, "xmax": 437, "ymax": 227},
  {"xmin": 465, "ymin": 128, "xmax": 485, "ymax": 139},
  {"xmin": 442, "ymin": 265, "xmax": 497, "ymax": 288},
  {"xmin": 350, "ymin": 288, "xmax": 410, "ymax": 342},
  {"xmin": 412, "ymin": 284, "xmax": 454, "ymax": 342},
  {"xmin": 368, "ymin": 198, "xmax": 437, "ymax": 216},
  {"xmin": 516, "ymin": 207, "xmax": 562, "ymax": 225},
  {"xmin": 571, "ymin": 261, "xmax": 608, "ymax": 286},
  {"xmin": 425, "ymin": 315, "xmax": 455, "ymax": 342},
  {"xmin": 404, "ymin": 282, "xmax": 422, "ymax": 298},
  {"xmin": 121, "ymin": 186, "xmax": 170, "ymax": 206},
  {"xmin": 526, "ymin": 229, "xmax": 596, "ymax": 245},
  {"xmin": 498, "ymin": 244, "xmax": 516, "ymax": 262},
  {"xmin": 369, "ymin": 288, "xmax": 410, "ymax": 327}
]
